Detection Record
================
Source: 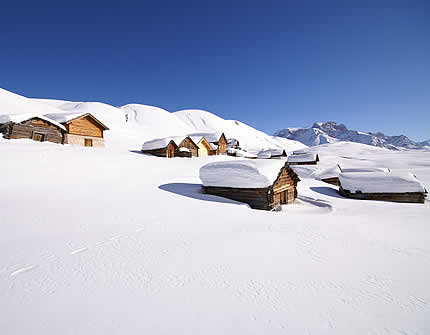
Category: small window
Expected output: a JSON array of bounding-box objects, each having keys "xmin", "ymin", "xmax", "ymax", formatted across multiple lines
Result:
[{"xmin": 84, "ymin": 139, "xmax": 93, "ymax": 147}]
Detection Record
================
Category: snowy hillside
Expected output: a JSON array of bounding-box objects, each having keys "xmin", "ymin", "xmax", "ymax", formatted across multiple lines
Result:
[
  {"xmin": 175, "ymin": 109, "xmax": 306, "ymax": 152},
  {"xmin": 1, "ymin": 138, "xmax": 429, "ymax": 334},
  {"xmin": 275, "ymin": 121, "xmax": 430, "ymax": 150}
]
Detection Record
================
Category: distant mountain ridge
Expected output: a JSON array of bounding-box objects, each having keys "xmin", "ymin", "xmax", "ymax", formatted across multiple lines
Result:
[{"xmin": 274, "ymin": 121, "xmax": 430, "ymax": 150}]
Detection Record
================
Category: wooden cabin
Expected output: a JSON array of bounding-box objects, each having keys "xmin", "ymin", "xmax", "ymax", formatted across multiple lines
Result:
[
  {"xmin": 0, "ymin": 114, "xmax": 65, "ymax": 144},
  {"xmin": 189, "ymin": 132, "xmax": 228, "ymax": 155},
  {"xmin": 338, "ymin": 172, "xmax": 427, "ymax": 203},
  {"xmin": 142, "ymin": 138, "xmax": 180, "ymax": 158},
  {"xmin": 200, "ymin": 160, "xmax": 300, "ymax": 210},
  {"xmin": 178, "ymin": 137, "xmax": 199, "ymax": 157},
  {"xmin": 189, "ymin": 136, "xmax": 213, "ymax": 157},
  {"xmin": 287, "ymin": 153, "xmax": 319, "ymax": 165},
  {"xmin": 45, "ymin": 113, "xmax": 109, "ymax": 147}
]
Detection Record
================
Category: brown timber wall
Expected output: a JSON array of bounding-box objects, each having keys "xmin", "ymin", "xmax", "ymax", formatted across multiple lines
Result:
[
  {"xmin": 339, "ymin": 187, "xmax": 426, "ymax": 204},
  {"xmin": 7, "ymin": 119, "xmax": 64, "ymax": 144},
  {"xmin": 66, "ymin": 117, "xmax": 103, "ymax": 138},
  {"xmin": 179, "ymin": 138, "xmax": 198, "ymax": 157},
  {"xmin": 203, "ymin": 186, "xmax": 271, "ymax": 210}
]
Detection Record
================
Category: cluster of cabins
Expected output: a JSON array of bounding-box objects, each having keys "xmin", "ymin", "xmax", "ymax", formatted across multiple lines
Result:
[
  {"xmin": 1, "ymin": 112, "xmax": 427, "ymax": 208},
  {"xmin": 0, "ymin": 112, "xmax": 109, "ymax": 147}
]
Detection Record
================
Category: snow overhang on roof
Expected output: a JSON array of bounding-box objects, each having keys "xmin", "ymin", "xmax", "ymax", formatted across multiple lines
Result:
[
  {"xmin": 339, "ymin": 172, "xmax": 427, "ymax": 194},
  {"xmin": 0, "ymin": 113, "xmax": 66, "ymax": 131},
  {"xmin": 200, "ymin": 160, "xmax": 287, "ymax": 188},
  {"xmin": 44, "ymin": 112, "xmax": 109, "ymax": 130},
  {"xmin": 287, "ymin": 153, "xmax": 317, "ymax": 163}
]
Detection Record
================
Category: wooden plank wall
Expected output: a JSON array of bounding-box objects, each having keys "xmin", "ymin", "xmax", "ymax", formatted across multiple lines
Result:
[
  {"xmin": 8, "ymin": 119, "xmax": 63, "ymax": 144},
  {"xmin": 203, "ymin": 186, "xmax": 271, "ymax": 210},
  {"xmin": 67, "ymin": 117, "xmax": 103, "ymax": 138},
  {"xmin": 339, "ymin": 187, "xmax": 426, "ymax": 204},
  {"xmin": 179, "ymin": 138, "xmax": 198, "ymax": 157}
]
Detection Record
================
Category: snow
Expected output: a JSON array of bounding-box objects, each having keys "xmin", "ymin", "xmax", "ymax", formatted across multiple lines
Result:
[
  {"xmin": 142, "ymin": 136, "xmax": 184, "ymax": 150},
  {"xmin": 0, "ymin": 113, "xmax": 66, "ymax": 130},
  {"xmin": 2, "ymin": 89, "xmax": 430, "ymax": 335},
  {"xmin": 339, "ymin": 172, "xmax": 427, "ymax": 194},
  {"xmin": 228, "ymin": 148, "xmax": 258, "ymax": 158},
  {"xmin": 257, "ymin": 148, "xmax": 286, "ymax": 159},
  {"xmin": 287, "ymin": 152, "xmax": 318, "ymax": 163},
  {"xmin": 340, "ymin": 167, "xmax": 390, "ymax": 173},
  {"xmin": 44, "ymin": 111, "xmax": 89, "ymax": 124},
  {"xmin": 312, "ymin": 165, "xmax": 342, "ymax": 180},
  {"xmin": 175, "ymin": 109, "xmax": 307, "ymax": 153},
  {"xmin": 200, "ymin": 160, "xmax": 287, "ymax": 188}
]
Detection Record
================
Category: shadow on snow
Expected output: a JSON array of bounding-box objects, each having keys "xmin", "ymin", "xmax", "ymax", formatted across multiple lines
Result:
[
  {"xmin": 159, "ymin": 183, "xmax": 245, "ymax": 206},
  {"xmin": 310, "ymin": 186, "xmax": 345, "ymax": 199}
]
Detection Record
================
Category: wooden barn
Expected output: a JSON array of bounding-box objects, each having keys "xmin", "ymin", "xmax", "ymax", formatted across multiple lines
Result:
[
  {"xmin": 141, "ymin": 137, "xmax": 181, "ymax": 158},
  {"xmin": 188, "ymin": 136, "xmax": 213, "ymax": 157},
  {"xmin": 287, "ymin": 153, "xmax": 319, "ymax": 165},
  {"xmin": 338, "ymin": 172, "xmax": 427, "ymax": 203},
  {"xmin": 189, "ymin": 132, "xmax": 228, "ymax": 155},
  {"xmin": 0, "ymin": 114, "xmax": 65, "ymax": 144},
  {"xmin": 46, "ymin": 112, "xmax": 109, "ymax": 147},
  {"xmin": 200, "ymin": 160, "xmax": 300, "ymax": 210}
]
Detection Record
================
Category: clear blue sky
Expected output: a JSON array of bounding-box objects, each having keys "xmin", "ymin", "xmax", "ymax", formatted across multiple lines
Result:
[{"xmin": 1, "ymin": 0, "xmax": 429, "ymax": 140}]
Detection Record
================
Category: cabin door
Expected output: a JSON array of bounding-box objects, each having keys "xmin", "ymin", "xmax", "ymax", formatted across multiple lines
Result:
[
  {"xmin": 84, "ymin": 139, "xmax": 93, "ymax": 147},
  {"xmin": 280, "ymin": 191, "xmax": 288, "ymax": 204},
  {"xmin": 32, "ymin": 132, "xmax": 45, "ymax": 142},
  {"xmin": 167, "ymin": 146, "xmax": 175, "ymax": 158}
]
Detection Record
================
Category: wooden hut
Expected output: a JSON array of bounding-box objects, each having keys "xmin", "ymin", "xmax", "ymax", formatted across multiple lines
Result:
[
  {"xmin": 141, "ymin": 137, "xmax": 180, "ymax": 158},
  {"xmin": 287, "ymin": 153, "xmax": 319, "ymax": 165},
  {"xmin": 46, "ymin": 112, "xmax": 109, "ymax": 147},
  {"xmin": 188, "ymin": 136, "xmax": 215, "ymax": 157},
  {"xmin": 189, "ymin": 132, "xmax": 228, "ymax": 155},
  {"xmin": 178, "ymin": 137, "xmax": 199, "ymax": 157},
  {"xmin": 200, "ymin": 160, "xmax": 300, "ymax": 210},
  {"xmin": 338, "ymin": 172, "xmax": 427, "ymax": 203},
  {"xmin": 0, "ymin": 114, "xmax": 65, "ymax": 144}
]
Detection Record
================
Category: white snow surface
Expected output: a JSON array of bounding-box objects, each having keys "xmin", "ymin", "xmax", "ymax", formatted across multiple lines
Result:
[
  {"xmin": 1, "ymin": 89, "xmax": 430, "ymax": 334},
  {"xmin": 200, "ymin": 160, "xmax": 288, "ymax": 188},
  {"xmin": 339, "ymin": 172, "xmax": 427, "ymax": 194},
  {"xmin": 287, "ymin": 152, "xmax": 318, "ymax": 163}
]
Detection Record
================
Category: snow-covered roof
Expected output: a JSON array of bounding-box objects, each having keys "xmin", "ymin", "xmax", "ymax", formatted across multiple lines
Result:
[
  {"xmin": 257, "ymin": 148, "xmax": 286, "ymax": 158},
  {"xmin": 209, "ymin": 143, "xmax": 218, "ymax": 150},
  {"xmin": 287, "ymin": 153, "xmax": 318, "ymax": 163},
  {"xmin": 312, "ymin": 166, "xmax": 342, "ymax": 180},
  {"xmin": 44, "ymin": 112, "xmax": 88, "ymax": 123},
  {"xmin": 0, "ymin": 113, "xmax": 66, "ymax": 130},
  {"xmin": 142, "ymin": 136, "xmax": 185, "ymax": 151},
  {"xmin": 339, "ymin": 172, "xmax": 427, "ymax": 194},
  {"xmin": 227, "ymin": 148, "xmax": 257, "ymax": 158},
  {"xmin": 339, "ymin": 167, "xmax": 390, "ymax": 173},
  {"xmin": 188, "ymin": 136, "xmax": 205, "ymax": 145},
  {"xmin": 188, "ymin": 132, "xmax": 222, "ymax": 143},
  {"xmin": 200, "ymin": 160, "xmax": 289, "ymax": 188}
]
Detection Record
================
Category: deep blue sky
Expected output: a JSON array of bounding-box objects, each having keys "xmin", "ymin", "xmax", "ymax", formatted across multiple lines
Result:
[{"xmin": 1, "ymin": 0, "xmax": 429, "ymax": 140}]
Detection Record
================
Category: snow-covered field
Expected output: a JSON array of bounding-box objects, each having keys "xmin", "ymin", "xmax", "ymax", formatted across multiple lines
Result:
[{"xmin": 1, "ymin": 138, "xmax": 429, "ymax": 334}]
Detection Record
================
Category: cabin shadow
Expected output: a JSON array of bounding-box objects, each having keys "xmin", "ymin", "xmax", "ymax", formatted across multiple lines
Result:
[
  {"xmin": 159, "ymin": 183, "xmax": 244, "ymax": 205},
  {"xmin": 310, "ymin": 186, "xmax": 345, "ymax": 199}
]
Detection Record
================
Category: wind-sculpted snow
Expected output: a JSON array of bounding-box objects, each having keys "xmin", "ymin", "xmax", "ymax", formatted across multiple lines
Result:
[{"xmin": 0, "ymin": 139, "xmax": 429, "ymax": 334}]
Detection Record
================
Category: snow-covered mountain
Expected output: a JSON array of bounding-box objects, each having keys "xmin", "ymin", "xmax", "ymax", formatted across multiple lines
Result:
[{"xmin": 275, "ymin": 121, "xmax": 430, "ymax": 150}]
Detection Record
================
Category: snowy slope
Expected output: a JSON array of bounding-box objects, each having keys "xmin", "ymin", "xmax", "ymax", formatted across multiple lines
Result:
[
  {"xmin": 0, "ymin": 138, "xmax": 429, "ymax": 335},
  {"xmin": 120, "ymin": 104, "xmax": 193, "ymax": 139},
  {"xmin": 275, "ymin": 121, "xmax": 430, "ymax": 150},
  {"xmin": 0, "ymin": 88, "xmax": 65, "ymax": 117},
  {"xmin": 175, "ymin": 109, "xmax": 306, "ymax": 152}
]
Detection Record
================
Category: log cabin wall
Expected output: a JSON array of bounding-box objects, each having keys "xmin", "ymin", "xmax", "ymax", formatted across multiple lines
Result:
[
  {"xmin": 203, "ymin": 186, "xmax": 271, "ymax": 210},
  {"xmin": 5, "ymin": 118, "xmax": 64, "ymax": 144},
  {"xmin": 142, "ymin": 143, "xmax": 179, "ymax": 158},
  {"xmin": 179, "ymin": 138, "xmax": 198, "ymax": 157},
  {"xmin": 217, "ymin": 136, "xmax": 228, "ymax": 155},
  {"xmin": 66, "ymin": 116, "xmax": 103, "ymax": 138},
  {"xmin": 339, "ymin": 187, "xmax": 426, "ymax": 204}
]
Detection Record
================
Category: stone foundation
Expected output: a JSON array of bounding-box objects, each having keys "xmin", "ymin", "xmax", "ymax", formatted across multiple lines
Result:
[{"xmin": 64, "ymin": 134, "xmax": 105, "ymax": 147}]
